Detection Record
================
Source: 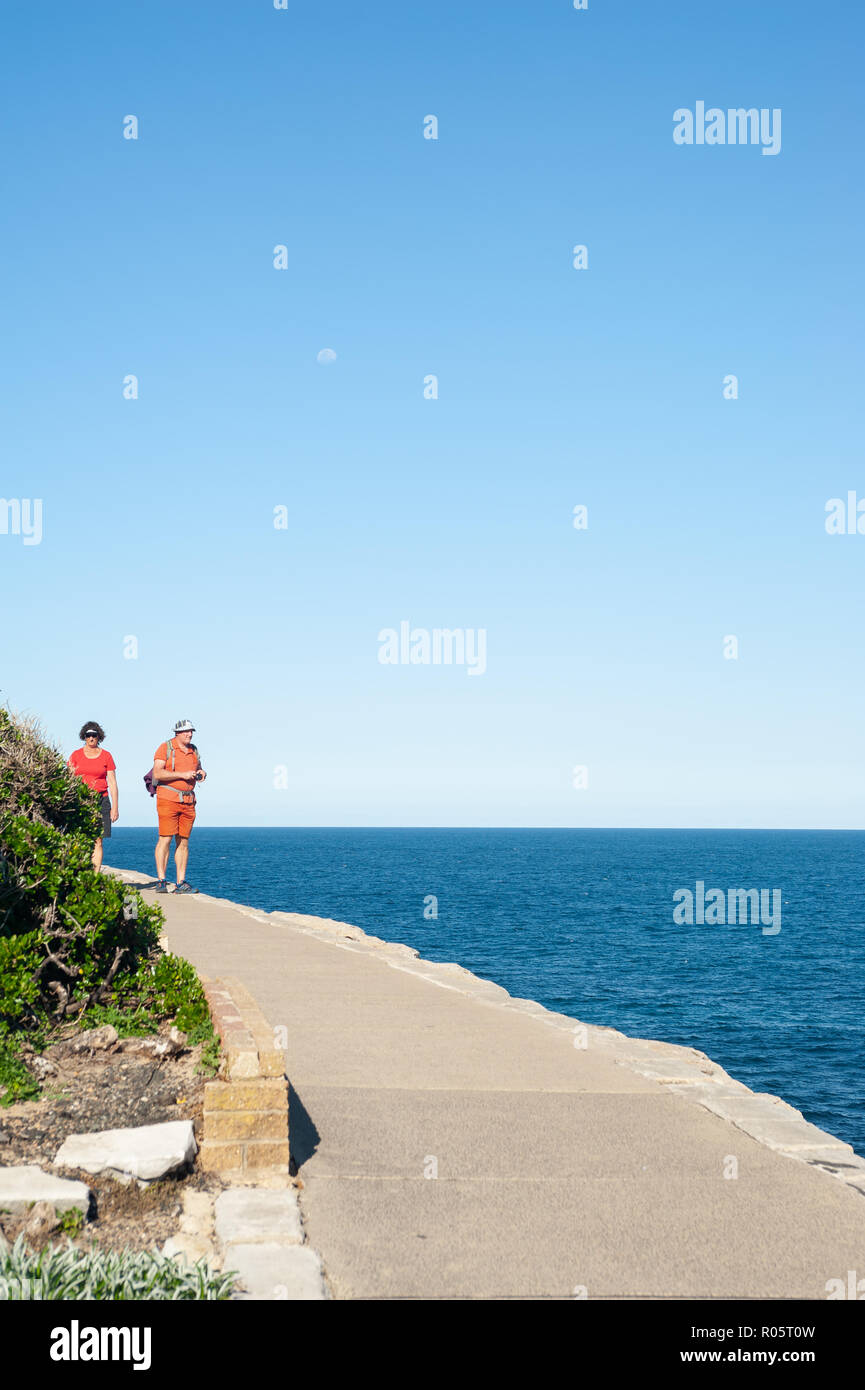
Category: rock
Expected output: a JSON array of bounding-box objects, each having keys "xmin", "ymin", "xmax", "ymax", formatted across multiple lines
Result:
[
  {"xmin": 70, "ymin": 1025, "xmax": 119, "ymax": 1054},
  {"xmin": 214, "ymin": 1189, "xmax": 302, "ymax": 1247},
  {"xmin": 30, "ymin": 1056, "xmax": 58, "ymax": 1080},
  {"xmin": 24, "ymin": 1200, "xmax": 60, "ymax": 1241},
  {"xmin": 116, "ymin": 1028, "xmax": 187, "ymax": 1059},
  {"xmin": 224, "ymin": 1243, "xmax": 326, "ymax": 1300},
  {"xmin": 53, "ymin": 1120, "xmax": 197, "ymax": 1184},
  {"xmin": 115, "ymin": 1038, "xmax": 161, "ymax": 1058},
  {"xmin": 0, "ymin": 1165, "xmax": 91, "ymax": 1215},
  {"xmin": 0, "ymin": 1129, "xmax": 9, "ymax": 1146}
]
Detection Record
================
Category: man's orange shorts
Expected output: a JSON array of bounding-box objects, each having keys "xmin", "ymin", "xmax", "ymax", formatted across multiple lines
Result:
[{"xmin": 157, "ymin": 797, "xmax": 196, "ymax": 838}]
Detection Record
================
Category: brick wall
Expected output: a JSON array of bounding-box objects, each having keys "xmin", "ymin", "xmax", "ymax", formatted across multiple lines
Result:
[{"xmin": 200, "ymin": 978, "xmax": 289, "ymax": 1174}]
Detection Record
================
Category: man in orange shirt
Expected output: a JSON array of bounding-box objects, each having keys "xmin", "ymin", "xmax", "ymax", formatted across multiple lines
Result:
[{"xmin": 152, "ymin": 719, "xmax": 207, "ymax": 893}]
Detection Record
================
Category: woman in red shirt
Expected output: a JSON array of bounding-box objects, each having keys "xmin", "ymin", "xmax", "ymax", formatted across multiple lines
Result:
[{"xmin": 68, "ymin": 721, "xmax": 119, "ymax": 870}]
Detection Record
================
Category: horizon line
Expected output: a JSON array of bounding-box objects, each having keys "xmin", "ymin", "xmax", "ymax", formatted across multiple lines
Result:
[{"xmin": 105, "ymin": 824, "xmax": 865, "ymax": 833}]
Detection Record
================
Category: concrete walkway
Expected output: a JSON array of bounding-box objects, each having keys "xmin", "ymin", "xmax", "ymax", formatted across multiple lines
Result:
[{"xmin": 119, "ymin": 872, "xmax": 865, "ymax": 1300}]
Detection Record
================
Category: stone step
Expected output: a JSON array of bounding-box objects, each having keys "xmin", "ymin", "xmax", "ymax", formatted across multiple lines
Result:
[{"xmin": 0, "ymin": 1165, "xmax": 91, "ymax": 1215}]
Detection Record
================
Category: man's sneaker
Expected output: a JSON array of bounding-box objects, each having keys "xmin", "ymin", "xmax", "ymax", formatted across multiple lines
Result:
[
  {"xmin": 155, "ymin": 879, "xmax": 168, "ymax": 893},
  {"xmin": 175, "ymin": 881, "xmax": 198, "ymax": 894}
]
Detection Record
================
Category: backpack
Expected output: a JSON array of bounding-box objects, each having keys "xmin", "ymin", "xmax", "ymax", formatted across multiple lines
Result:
[{"xmin": 143, "ymin": 739, "xmax": 199, "ymax": 797}]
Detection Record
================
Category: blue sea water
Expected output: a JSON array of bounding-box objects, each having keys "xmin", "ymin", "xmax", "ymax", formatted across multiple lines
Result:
[{"xmin": 105, "ymin": 828, "xmax": 865, "ymax": 1157}]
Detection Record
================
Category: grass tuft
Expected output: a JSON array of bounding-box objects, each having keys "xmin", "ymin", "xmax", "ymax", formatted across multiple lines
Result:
[{"xmin": 0, "ymin": 1233, "xmax": 237, "ymax": 1300}]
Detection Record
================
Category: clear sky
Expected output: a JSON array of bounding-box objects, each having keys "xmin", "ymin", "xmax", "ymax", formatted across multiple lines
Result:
[{"xmin": 2, "ymin": 1, "xmax": 863, "ymax": 828}]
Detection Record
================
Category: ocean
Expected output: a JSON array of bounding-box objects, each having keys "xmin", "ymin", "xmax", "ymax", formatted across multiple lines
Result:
[{"xmin": 104, "ymin": 827, "xmax": 865, "ymax": 1157}]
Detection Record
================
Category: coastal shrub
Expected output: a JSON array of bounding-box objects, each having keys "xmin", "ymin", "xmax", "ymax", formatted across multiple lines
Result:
[
  {"xmin": 0, "ymin": 706, "xmax": 220, "ymax": 1097},
  {"xmin": 136, "ymin": 954, "xmax": 221, "ymax": 1073},
  {"xmin": 0, "ymin": 1035, "xmax": 41, "ymax": 1106},
  {"xmin": 0, "ymin": 708, "xmax": 101, "ymax": 839},
  {"xmin": 0, "ymin": 929, "xmax": 42, "ymax": 1027},
  {"xmin": 76, "ymin": 953, "xmax": 211, "ymax": 1036},
  {"xmin": 0, "ymin": 708, "xmax": 162, "ymax": 1032},
  {"xmin": 0, "ymin": 1235, "xmax": 237, "ymax": 1301},
  {"xmin": 72, "ymin": 998, "xmax": 163, "ymax": 1040},
  {"xmin": 82, "ymin": 952, "xmax": 221, "ymax": 1072},
  {"xmin": 145, "ymin": 954, "xmax": 212, "ymax": 1041}
]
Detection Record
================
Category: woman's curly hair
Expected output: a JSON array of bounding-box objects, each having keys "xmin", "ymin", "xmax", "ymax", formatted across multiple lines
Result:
[{"xmin": 78, "ymin": 721, "xmax": 106, "ymax": 743}]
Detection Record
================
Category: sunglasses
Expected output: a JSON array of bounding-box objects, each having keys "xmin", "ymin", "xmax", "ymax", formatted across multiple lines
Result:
[{"xmin": 85, "ymin": 733, "xmax": 100, "ymax": 739}]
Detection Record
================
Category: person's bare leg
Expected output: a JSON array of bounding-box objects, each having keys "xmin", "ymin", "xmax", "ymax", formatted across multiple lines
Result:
[
  {"xmin": 92, "ymin": 838, "xmax": 103, "ymax": 871},
  {"xmin": 155, "ymin": 835, "xmax": 172, "ymax": 881},
  {"xmin": 174, "ymin": 834, "xmax": 189, "ymax": 884}
]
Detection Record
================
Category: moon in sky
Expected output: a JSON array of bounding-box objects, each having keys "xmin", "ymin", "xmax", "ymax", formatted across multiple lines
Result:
[{"xmin": 316, "ymin": 348, "xmax": 337, "ymax": 364}]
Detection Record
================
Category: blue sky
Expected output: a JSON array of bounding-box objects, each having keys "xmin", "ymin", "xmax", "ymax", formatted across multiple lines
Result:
[{"xmin": 2, "ymin": 1, "xmax": 863, "ymax": 827}]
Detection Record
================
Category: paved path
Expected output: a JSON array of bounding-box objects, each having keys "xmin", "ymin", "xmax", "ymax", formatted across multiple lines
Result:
[{"xmin": 120, "ymin": 872, "xmax": 865, "ymax": 1300}]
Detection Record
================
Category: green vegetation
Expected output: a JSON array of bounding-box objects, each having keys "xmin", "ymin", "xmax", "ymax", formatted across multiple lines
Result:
[
  {"xmin": 83, "ymin": 953, "xmax": 221, "ymax": 1075},
  {"xmin": 0, "ymin": 1234, "xmax": 236, "ymax": 1300},
  {"xmin": 0, "ymin": 706, "xmax": 219, "ymax": 1101},
  {"xmin": 0, "ymin": 1046, "xmax": 40, "ymax": 1105},
  {"xmin": 0, "ymin": 707, "xmax": 162, "ymax": 1032},
  {"xmin": 197, "ymin": 1032, "xmax": 221, "ymax": 1077},
  {"xmin": 57, "ymin": 1207, "xmax": 85, "ymax": 1238}
]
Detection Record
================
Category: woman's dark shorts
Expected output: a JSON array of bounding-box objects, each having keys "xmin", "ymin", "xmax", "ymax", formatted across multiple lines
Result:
[{"xmin": 100, "ymin": 794, "xmax": 112, "ymax": 839}]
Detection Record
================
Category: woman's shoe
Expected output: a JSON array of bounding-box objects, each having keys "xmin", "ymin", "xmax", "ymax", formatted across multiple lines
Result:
[
  {"xmin": 155, "ymin": 879, "xmax": 168, "ymax": 893},
  {"xmin": 175, "ymin": 881, "xmax": 198, "ymax": 894}
]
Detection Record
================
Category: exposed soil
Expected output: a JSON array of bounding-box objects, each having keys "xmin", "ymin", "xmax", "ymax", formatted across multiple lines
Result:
[{"xmin": 0, "ymin": 1030, "xmax": 226, "ymax": 1255}]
